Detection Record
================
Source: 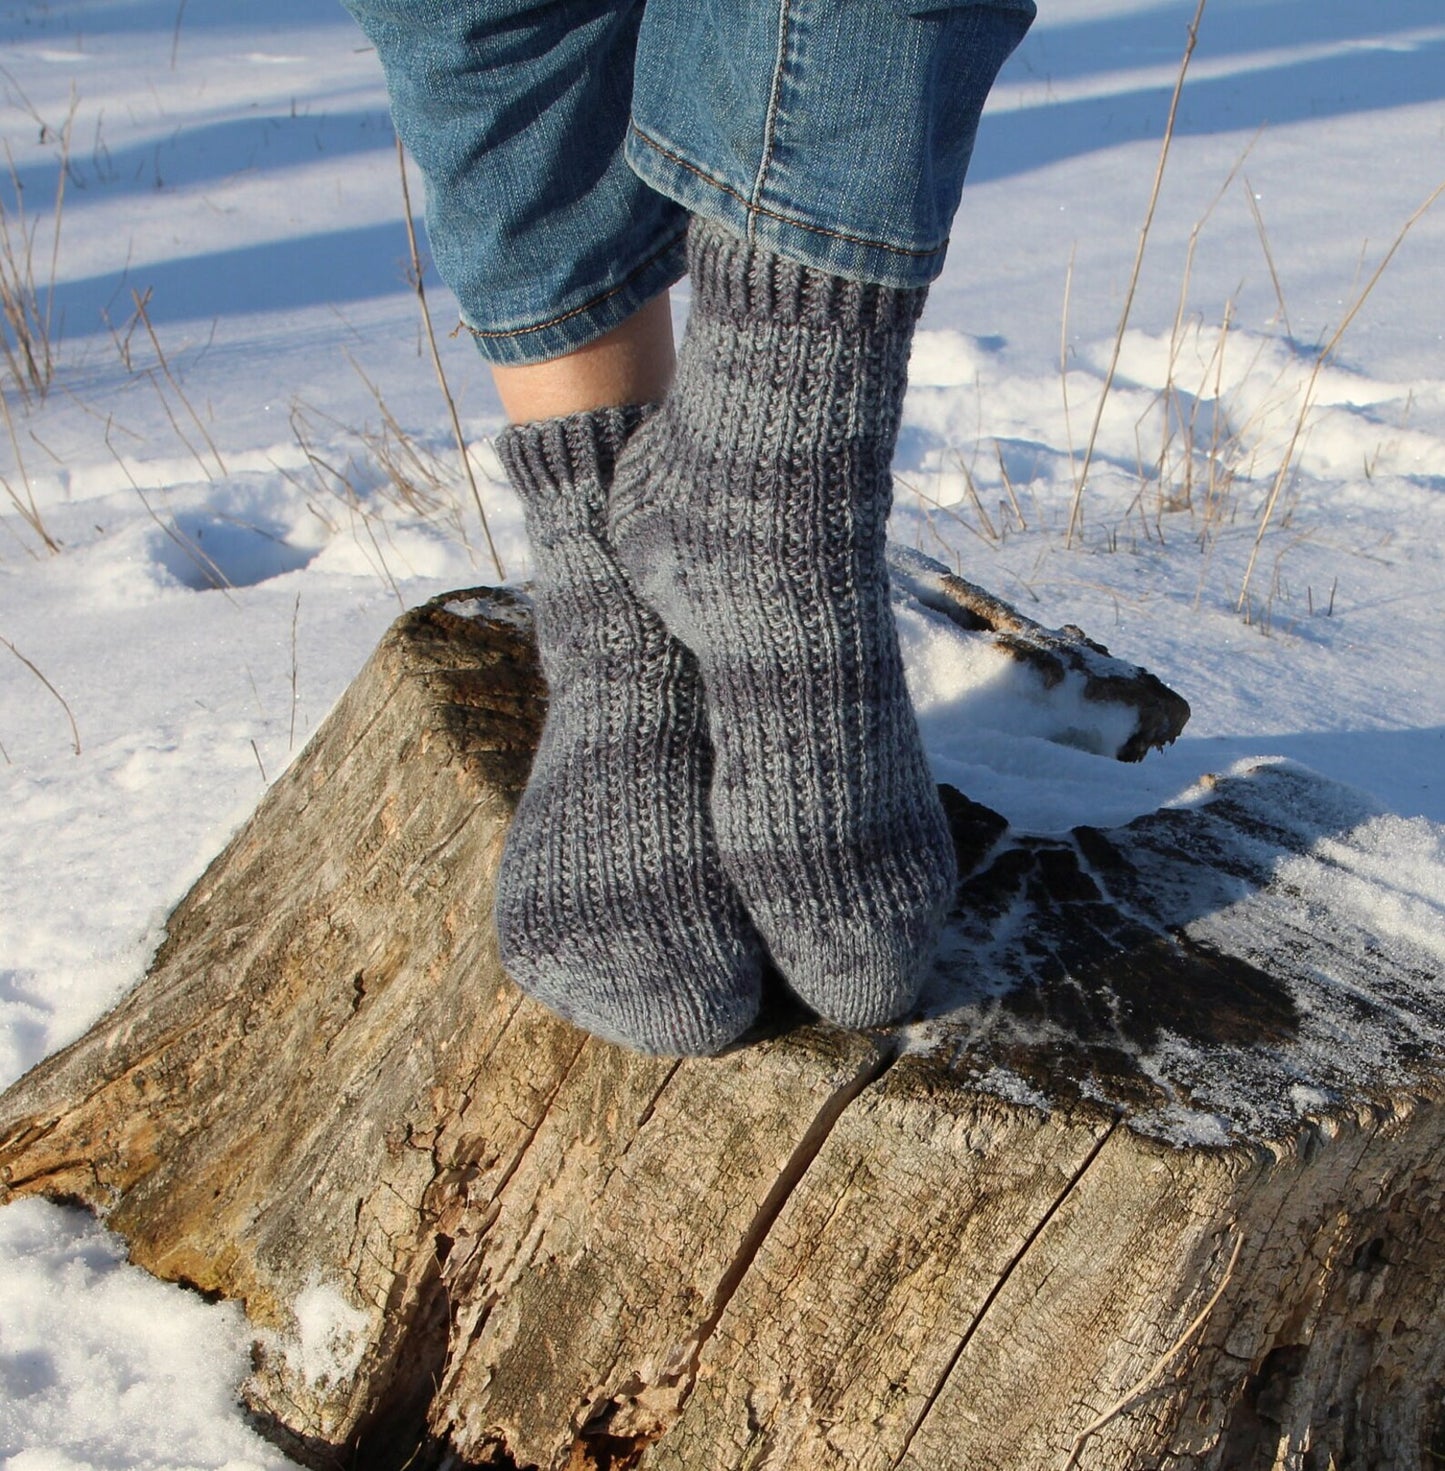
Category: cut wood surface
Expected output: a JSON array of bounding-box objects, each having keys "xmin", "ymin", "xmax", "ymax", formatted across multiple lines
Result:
[{"xmin": 2, "ymin": 564, "xmax": 1444, "ymax": 1471}]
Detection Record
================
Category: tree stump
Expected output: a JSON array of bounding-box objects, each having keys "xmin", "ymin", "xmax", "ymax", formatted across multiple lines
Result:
[{"xmin": 3, "ymin": 558, "xmax": 1445, "ymax": 1471}]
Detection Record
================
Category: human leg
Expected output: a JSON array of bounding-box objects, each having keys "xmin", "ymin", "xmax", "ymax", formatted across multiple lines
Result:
[
  {"xmin": 610, "ymin": 0, "xmax": 1035, "ymax": 1024},
  {"xmin": 338, "ymin": 0, "xmax": 762, "ymax": 1051},
  {"xmin": 338, "ymin": 0, "xmax": 1035, "ymax": 1039},
  {"xmin": 609, "ymin": 225, "xmax": 949, "ymax": 1027},
  {"xmin": 626, "ymin": 0, "xmax": 1037, "ymax": 289},
  {"xmin": 489, "ymin": 291, "xmax": 675, "ymax": 424},
  {"xmin": 339, "ymin": 0, "xmax": 688, "ymax": 366}
]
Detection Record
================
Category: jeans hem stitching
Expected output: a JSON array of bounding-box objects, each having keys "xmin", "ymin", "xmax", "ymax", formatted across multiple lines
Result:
[
  {"xmin": 458, "ymin": 228, "xmax": 689, "ymax": 341},
  {"xmin": 629, "ymin": 122, "xmax": 948, "ymax": 263}
]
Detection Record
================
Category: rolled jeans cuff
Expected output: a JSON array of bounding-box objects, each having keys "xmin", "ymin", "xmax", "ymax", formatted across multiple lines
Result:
[
  {"xmin": 341, "ymin": 0, "xmax": 1034, "ymax": 365},
  {"xmin": 628, "ymin": 0, "xmax": 1036, "ymax": 291},
  {"xmin": 457, "ymin": 226, "xmax": 688, "ymax": 368}
]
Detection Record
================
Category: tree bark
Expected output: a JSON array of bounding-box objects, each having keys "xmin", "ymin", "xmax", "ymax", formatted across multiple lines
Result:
[{"xmin": 2, "ymin": 563, "xmax": 1443, "ymax": 1471}]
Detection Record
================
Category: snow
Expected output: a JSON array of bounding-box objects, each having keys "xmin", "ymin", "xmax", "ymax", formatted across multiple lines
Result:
[
  {"xmin": 277, "ymin": 1281, "xmax": 372, "ymax": 1392},
  {"xmin": 1, "ymin": 0, "xmax": 1442, "ymax": 1462},
  {"xmin": 0, "ymin": 1199, "xmax": 291, "ymax": 1470}
]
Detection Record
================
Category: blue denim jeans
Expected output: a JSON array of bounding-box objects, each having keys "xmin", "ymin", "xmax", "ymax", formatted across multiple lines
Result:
[{"xmin": 341, "ymin": 0, "xmax": 1035, "ymax": 366}]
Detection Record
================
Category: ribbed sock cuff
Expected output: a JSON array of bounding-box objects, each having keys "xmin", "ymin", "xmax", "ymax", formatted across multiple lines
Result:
[
  {"xmin": 495, "ymin": 404, "xmax": 650, "ymax": 536},
  {"xmin": 686, "ymin": 217, "xmax": 928, "ymax": 335}
]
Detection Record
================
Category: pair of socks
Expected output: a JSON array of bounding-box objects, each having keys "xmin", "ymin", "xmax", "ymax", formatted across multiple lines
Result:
[{"xmin": 493, "ymin": 220, "xmax": 956, "ymax": 1055}]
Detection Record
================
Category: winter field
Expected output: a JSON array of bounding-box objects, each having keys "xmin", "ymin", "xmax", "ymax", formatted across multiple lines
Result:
[{"xmin": 2, "ymin": 0, "xmax": 1443, "ymax": 1463}]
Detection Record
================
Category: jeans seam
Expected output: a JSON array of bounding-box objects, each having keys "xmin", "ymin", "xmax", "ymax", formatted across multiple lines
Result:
[
  {"xmin": 748, "ymin": 0, "xmax": 794, "ymax": 244},
  {"xmin": 629, "ymin": 122, "xmax": 949, "ymax": 261},
  {"xmin": 458, "ymin": 227, "xmax": 688, "ymax": 341}
]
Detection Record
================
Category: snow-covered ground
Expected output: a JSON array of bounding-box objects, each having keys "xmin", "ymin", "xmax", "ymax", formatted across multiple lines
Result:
[{"xmin": 1, "ymin": 0, "xmax": 1442, "ymax": 1463}]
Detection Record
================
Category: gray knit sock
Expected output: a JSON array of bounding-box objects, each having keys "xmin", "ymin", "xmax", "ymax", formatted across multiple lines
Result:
[
  {"xmin": 608, "ymin": 222, "xmax": 957, "ymax": 1028},
  {"xmin": 493, "ymin": 407, "xmax": 761, "ymax": 1055}
]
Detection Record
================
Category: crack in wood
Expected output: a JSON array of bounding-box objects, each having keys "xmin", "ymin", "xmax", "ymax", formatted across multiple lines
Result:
[
  {"xmin": 696, "ymin": 1040, "xmax": 902, "ymax": 1351},
  {"xmin": 403, "ymin": 807, "xmax": 489, "ymax": 887},
  {"xmin": 888, "ymin": 1114, "xmax": 1123, "ymax": 1470},
  {"xmin": 625, "ymin": 1061, "xmax": 685, "ymax": 1150},
  {"xmin": 577, "ymin": 1038, "xmax": 902, "ymax": 1456},
  {"xmin": 479, "ymin": 1035, "xmax": 590, "ymax": 1209},
  {"xmin": 468, "ymin": 993, "xmax": 527, "ymax": 1078}
]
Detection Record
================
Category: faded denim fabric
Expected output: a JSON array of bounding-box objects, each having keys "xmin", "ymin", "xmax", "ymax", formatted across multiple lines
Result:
[{"xmin": 340, "ymin": 0, "xmax": 1035, "ymax": 365}]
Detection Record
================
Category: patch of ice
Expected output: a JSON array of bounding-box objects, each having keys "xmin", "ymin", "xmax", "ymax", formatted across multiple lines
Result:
[
  {"xmin": 443, "ymin": 591, "xmax": 532, "ymax": 629},
  {"xmin": 1289, "ymin": 1084, "xmax": 1333, "ymax": 1115},
  {"xmin": 972, "ymin": 1066, "xmax": 1052, "ymax": 1116},
  {"xmin": 1130, "ymin": 1104, "xmax": 1234, "ymax": 1149}
]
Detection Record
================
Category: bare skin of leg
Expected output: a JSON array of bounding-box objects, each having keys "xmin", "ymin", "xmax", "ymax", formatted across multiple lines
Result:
[{"xmin": 490, "ymin": 290, "xmax": 676, "ymax": 423}]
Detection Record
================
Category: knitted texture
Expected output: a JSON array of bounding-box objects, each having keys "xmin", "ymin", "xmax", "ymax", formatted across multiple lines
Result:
[
  {"xmin": 494, "ymin": 406, "xmax": 761, "ymax": 1055},
  {"xmin": 609, "ymin": 221, "xmax": 958, "ymax": 1027}
]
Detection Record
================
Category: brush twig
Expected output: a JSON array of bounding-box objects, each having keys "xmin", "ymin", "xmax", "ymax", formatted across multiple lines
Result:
[
  {"xmin": 1062, "ymin": 1231, "xmax": 1244, "ymax": 1471},
  {"xmin": 2, "ymin": 632, "xmax": 80, "ymax": 754},
  {"xmin": 1237, "ymin": 180, "xmax": 1445, "ymax": 611},
  {"xmin": 396, "ymin": 139, "xmax": 505, "ymax": 580},
  {"xmin": 1066, "ymin": 0, "xmax": 1208, "ymax": 548}
]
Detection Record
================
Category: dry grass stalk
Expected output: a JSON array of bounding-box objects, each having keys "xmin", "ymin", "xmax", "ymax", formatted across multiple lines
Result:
[
  {"xmin": 1059, "ymin": 242, "xmax": 1078, "ymax": 489},
  {"xmin": 344, "ymin": 356, "xmax": 473, "ymax": 542},
  {"xmin": 897, "ymin": 473, "xmax": 993, "ymax": 563},
  {"xmin": 1188, "ymin": 306, "xmax": 1242, "ymax": 609},
  {"xmin": 1066, "ymin": 0, "xmax": 1208, "ymax": 549},
  {"xmin": 396, "ymin": 139, "xmax": 505, "ymax": 581},
  {"xmin": 288, "ymin": 591, "xmax": 301, "ymax": 752},
  {"xmin": 1199, "ymin": 299, "xmax": 1237, "ymax": 521},
  {"xmin": 0, "ymin": 92, "xmax": 74, "ymax": 401},
  {"xmin": 1, "ymin": 631, "xmax": 80, "ymax": 755},
  {"xmin": 289, "ymin": 402, "xmax": 405, "ymax": 607},
  {"xmin": 1236, "ymin": 178, "xmax": 1445, "ymax": 612},
  {"xmin": 1243, "ymin": 176, "xmax": 1291, "ymax": 337},
  {"xmin": 1308, "ymin": 577, "xmax": 1338, "ymax": 618},
  {"xmin": 130, "ymin": 288, "xmax": 228, "ymax": 480},
  {"xmin": 1061, "ymin": 1230, "xmax": 1244, "ymax": 1471},
  {"xmin": 104, "ymin": 293, "xmax": 144, "ymax": 373},
  {"xmin": 1141, "ymin": 136, "xmax": 1255, "ymax": 533},
  {"xmin": 170, "ymin": 0, "xmax": 188, "ymax": 70},
  {"xmin": 0, "ymin": 385, "xmax": 58, "ymax": 553},
  {"xmin": 103, "ymin": 416, "xmax": 239, "ymax": 601},
  {"xmin": 896, "ymin": 473, "xmax": 964, "ymax": 573},
  {"xmin": 995, "ymin": 440, "xmax": 1028, "ymax": 531},
  {"xmin": 960, "ymin": 455, "xmax": 1001, "ymax": 544}
]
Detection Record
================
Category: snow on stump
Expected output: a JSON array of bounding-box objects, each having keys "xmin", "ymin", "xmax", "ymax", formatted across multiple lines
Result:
[{"xmin": 3, "ymin": 558, "xmax": 1445, "ymax": 1471}]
